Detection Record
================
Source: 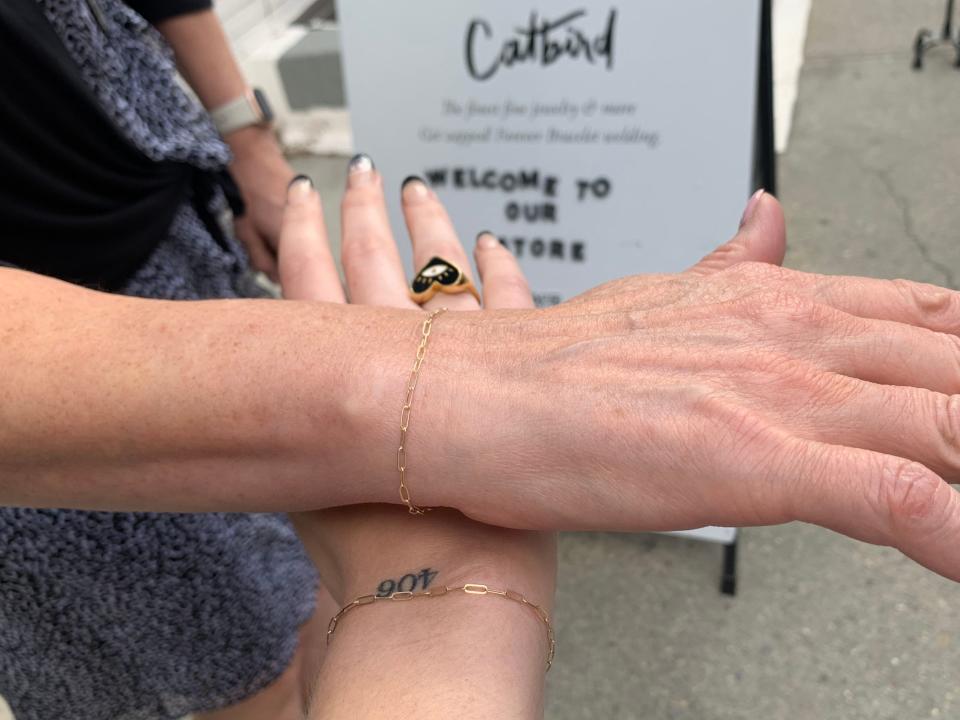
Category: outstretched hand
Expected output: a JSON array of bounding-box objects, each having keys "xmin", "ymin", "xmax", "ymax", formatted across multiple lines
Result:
[{"xmin": 278, "ymin": 169, "xmax": 959, "ymax": 587}]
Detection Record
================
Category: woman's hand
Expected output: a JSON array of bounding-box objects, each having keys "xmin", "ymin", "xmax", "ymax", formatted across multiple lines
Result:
[
  {"xmin": 278, "ymin": 159, "xmax": 555, "ymax": 606},
  {"xmin": 154, "ymin": 9, "xmax": 294, "ymax": 281},
  {"xmin": 228, "ymin": 126, "xmax": 297, "ymax": 281},
  {"xmin": 278, "ymin": 163, "xmax": 960, "ymax": 586},
  {"xmin": 404, "ymin": 194, "xmax": 960, "ymax": 584},
  {"xmin": 278, "ymin": 159, "xmax": 557, "ymax": 717}
]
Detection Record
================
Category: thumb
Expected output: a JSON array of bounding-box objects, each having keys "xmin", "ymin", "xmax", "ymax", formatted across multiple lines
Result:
[{"xmin": 688, "ymin": 190, "xmax": 786, "ymax": 275}]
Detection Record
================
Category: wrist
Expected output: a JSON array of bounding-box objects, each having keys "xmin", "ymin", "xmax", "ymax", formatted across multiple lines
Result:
[
  {"xmin": 389, "ymin": 309, "xmax": 528, "ymax": 512},
  {"xmin": 224, "ymin": 124, "xmax": 282, "ymax": 159},
  {"xmin": 339, "ymin": 547, "xmax": 555, "ymax": 610},
  {"xmin": 311, "ymin": 579, "xmax": 550, "ymax": 719},
  {"xmin": 302, "ymin": 508, "xmax": 556, "ymax": 608}
]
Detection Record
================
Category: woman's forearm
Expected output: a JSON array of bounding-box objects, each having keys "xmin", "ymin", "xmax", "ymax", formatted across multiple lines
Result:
[
  {"xmin": 155, "ymin": 9, "xmax": 282, "ymax": 163},
  {"xmin": 155, "ymin": 9, "xmax": 246, "ymax": 112},
  {"xmin": 299, "ymin": 508, "xmax": 556, "ymax": 720},
  {"xmin": 0, "ymin": 268, "xmax": 430, "ymax": 511},
  {"xmin": 309, "ymin": 589, "xmax": 549, "ymax": 720}
]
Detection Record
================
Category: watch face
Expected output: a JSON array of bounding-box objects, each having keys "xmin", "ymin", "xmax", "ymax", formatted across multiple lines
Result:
[{"xmin": 252, "ymin": 88, "xmax": 274, "ymax": 124}]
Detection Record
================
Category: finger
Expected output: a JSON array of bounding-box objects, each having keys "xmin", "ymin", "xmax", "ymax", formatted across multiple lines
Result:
[
  {"xmin": 719, "ymin": 262, "xmax": 960, "ymax": 336},
  {"xmin": 340, "ymin": 154, "xmax": 415, "ymax": 309},
  {"xmin": 688, "ymin": 190, "xmax": 786, "ymax": 275},
  {"xmin": 790, "ymin": 372, "xmax": 960, "ymax": 481},
  {"xmin": 805, "ymin": 275, "xmax": 960, "ymax": 336},
  {"xmin": 826, "ymin": 320, "xmax": 960, "ymax": 395},
  {"xmin": 784, "ymin": 438, "xmax": 960, "ymax": 583},
  {"xmin": 278, "ymin": 176, "xmax": 345, "ymax": 303},
  {"xmin": 401, "ymin": 176, "xmax": 479, "ymax": 311},
  {"xmin": 764, "ymin": 304, "xmax": 960, "ymax": 395},
  {"xmin": 474, "ymin": 232, "xmax": 535, "ymax": 310},
  {"xmin": 235, "ymin": 217, "xmax": 279, "ymax": 281}
]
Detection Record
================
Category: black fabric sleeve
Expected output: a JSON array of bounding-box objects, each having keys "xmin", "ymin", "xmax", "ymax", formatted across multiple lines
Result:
[
  {"xmin": 124, "ymin": 0, "xmax": 212, "ymax": 25},
  {"xmin": 0, "ymin": 0, "xmax": 192, "ymax": 290}
]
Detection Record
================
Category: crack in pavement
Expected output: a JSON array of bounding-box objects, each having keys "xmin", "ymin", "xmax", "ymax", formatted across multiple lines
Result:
[{"xmin": 869, "ymin": 166, "xmax": 957, "ymax": 290}]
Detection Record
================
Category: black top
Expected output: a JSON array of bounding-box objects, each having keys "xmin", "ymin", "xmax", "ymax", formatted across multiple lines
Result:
[
  {"xmin": 0, "ymin": 0, "xmax": 214, "ymax": 290},
  {"xmin": 126, "ymin": 0, "xmax": 212, "ymax": 24}
]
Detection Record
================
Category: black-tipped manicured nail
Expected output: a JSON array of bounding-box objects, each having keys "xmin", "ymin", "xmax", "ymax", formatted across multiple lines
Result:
[
  {"xmin": 401, "ymin": 175, "xmax": 429, "ymax": 199},
  {"xmin": 348, "ymin": 153, "xmax": 375, "ymax": 174},
  {"xmin": 476, "ymin": 231, "xmax": 500, "ymax": 250},
  {"xmin": 288, "ymin": 174, "xmax": 314, "ymax": 190}
]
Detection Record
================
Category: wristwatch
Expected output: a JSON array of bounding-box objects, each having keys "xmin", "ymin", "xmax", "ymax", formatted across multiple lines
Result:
[{"xmin": 209, "ymin": 88, "xmax": 275, "ymax": 136}]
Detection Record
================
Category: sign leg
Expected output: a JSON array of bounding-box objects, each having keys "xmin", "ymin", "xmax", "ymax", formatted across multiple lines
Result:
[{"xmin": 720, "ymin": 540, "xmax": 739, "ymax": 596}]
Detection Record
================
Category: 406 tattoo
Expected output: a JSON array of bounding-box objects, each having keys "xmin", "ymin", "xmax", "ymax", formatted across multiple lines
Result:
[{"xmin": 376, "ymin": 568, "xmax": 439, "ymax": 597}]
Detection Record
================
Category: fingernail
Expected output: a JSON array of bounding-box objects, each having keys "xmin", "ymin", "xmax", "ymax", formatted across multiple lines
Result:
[
  {"xmin": 476, "ymin": 231, "xmax": 500, "ymax": 250},
  {"xmin": 347, "ymin": 153, "xmax": 375, "ymax": 187},
  {"xmin": 401, "ymin": 175, "xmax": 430, "ymax": 201},
  {"xmin": 288, "ymin": 175, "xmax": 314, "ymax": 204},
  {"xmin": 288, "ymin": 174, "xmax": 313, "ymax": 190},
  {"xmin": 739, "ymin": 189, "xmax": 765, "ymax": 228}
]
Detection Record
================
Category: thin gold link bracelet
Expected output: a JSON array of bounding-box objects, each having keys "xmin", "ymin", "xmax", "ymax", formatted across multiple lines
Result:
[
  {"xmin": 326, "ymin": 583, "xmax": 556, "ymax": 671},
  {"xmin": 397, "ymin": 308, "xmax": 446, "ymax": 515}
]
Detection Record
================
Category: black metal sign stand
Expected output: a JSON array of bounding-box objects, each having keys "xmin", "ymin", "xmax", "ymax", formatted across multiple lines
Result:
[
  {"xmin": 721, "ymin": 0, "xmax": 777, "ymax": 597},
  {"xmin": 913, "ymin": 0, "xmax": 960, "ymax": 69},
  {"xmin": 755, "ymin": 0, "xmax": 778, "ymax": 197}
]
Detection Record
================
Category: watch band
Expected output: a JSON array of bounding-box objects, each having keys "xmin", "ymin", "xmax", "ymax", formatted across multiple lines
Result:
[{"xmin": 209, "ymin": 88, "xmax": 274, "ymax": 136}]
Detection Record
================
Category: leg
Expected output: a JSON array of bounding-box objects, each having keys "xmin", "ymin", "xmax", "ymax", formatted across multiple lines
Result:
[
  {"xmin": 914, "ymin": 30, "xmax": 932, "ymax": 70},
  {"xmin": 720, "ymin": 540, "xmax": 738, "ymax": 596}
]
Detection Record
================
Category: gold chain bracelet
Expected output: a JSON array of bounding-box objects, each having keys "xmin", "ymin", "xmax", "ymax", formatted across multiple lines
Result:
[
  {"xmin": 397, "ymin": 308, "xmax": 446, "ymax": 515},
  {"xmin": 327, "ymin": 583, "xmax": 556, "ymax": 671}
]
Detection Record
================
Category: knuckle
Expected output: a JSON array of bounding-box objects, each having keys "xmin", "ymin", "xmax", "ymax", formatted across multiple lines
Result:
[
  {"xmin": 340, "ymin": 228, "xmax": 386, "ymax": 268},
  {"xmin": 724, "ymin": 260, "xmax": 784, "ymax": 282},
  {"xmin": 340, "ymin": 184, "xmax": 381, "ymax": 213},
  {"xmin": 487, "ymin": 271, "xmax": 531, "ymax": 298},
  {"xmin": 891, "ymin": 279, "xmax": 959, "ymax": 320},
  {"xmin": 624, "ymin": 308, "xmax": 648, "ymax": 331},
  {"xmin": 744, "ymin": 348, "xmax": 803, "ymax": 376},
  {"xmin": 807, "ymin": 369, "xmax": 863, "ymax": 406},
  {"xmin": 946, "ymin": 333, "xmax": 960, "ymax": 388},
  {"xmin": 427, "ymin": 240, "xmax": 470, "ymax": 266},
  {"xmin": 736, "ymin": 350, "xmax": 824, "ymax": 397},
  {"xmin": 689, "ymin": 391, "xmax": 795, "ymax": 522},
  {"xmin": 691, "ymin": 390, "xmax": 780, "ymax": 457},
  {"xmin": 404, "ymin": 195, "xmax": 448, "ymax": 223},
  {"xmin": 882, "ymin": 461, "xmax": 943, "ymax": 525},
  {"xmin": 740, "ymin": 289, "xmax": 827, "ymax": 328},
  {"xmin": 933, "ymin": 393, "xmax": 960, "ymax": 462}
]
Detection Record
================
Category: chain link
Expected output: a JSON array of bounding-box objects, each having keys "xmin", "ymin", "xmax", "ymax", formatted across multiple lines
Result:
[
  {"xmin": 397, "ymin": 308, "xmax": 446, "ymax": 515},
  {"xmin": 327, "ymin": 583, "xmax": 556, "ymax": 671}
]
